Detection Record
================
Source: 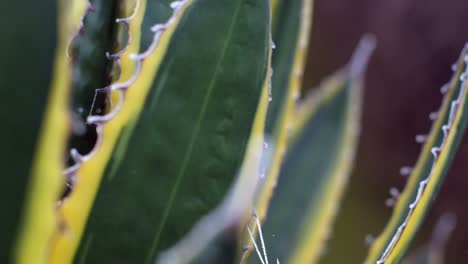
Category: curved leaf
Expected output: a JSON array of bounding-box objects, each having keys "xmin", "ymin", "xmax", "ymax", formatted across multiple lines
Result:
[
  {"xmin": 50, "ymin": 0, "xmax": 145, "ymax": 262},
  {"xmin": 0, "ymin": 0, "xmax": 57, "ymax": 261},
  {"xmin": 53, "ymin": 0, "xmax": 271, "ymax": 263},
  {"xmin": 247, "ymin": 36, "xmax": 374, "ymax": 264},
  {"xmin": 0, "ymin": 0, "xmax": 86, "ymax": 263},
  {"xmin": 261, "ymin": 0, "xmax": 314, "ymax": 209},
  {"xmin": 365, "ymin": 44, "xmax": 468, "ymax": 264},
  {"xmin": 402, "ymin": 213, "xmax": 456, "ymax": 264},
  {"xmin": 241, "ymin": 1, "xmax": 313, "ymax": 260}
]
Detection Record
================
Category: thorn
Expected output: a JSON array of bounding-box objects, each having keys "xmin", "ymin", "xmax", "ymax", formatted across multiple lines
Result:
[
  {"xmin": 86, "ymin": 1, "xmax": 96, "ymax": 12},
  {"xmin": 440, "ymin": 83, "xmax": 449, "ymax": 94},
  {"xmin": 106, "ymin": 51, "xmax": 120, "ymax": 60},
  {"xmin": 116, "ymin": 0, "xmax": 140, "ymax": 24},
  {"xmin": 151, "ymin": 24, "xmax": 167, "ymax": 33},
  {"xmin": 389, "ymin": 187, "xmax": 400, "ymax": 198},
  {"xmin": 442, "ymin": 125, "xmax": 450, "ymax": 137},
  {"xmin": 129, "ymin": 53, "xmax": 138, "ymax": 60},
  {"xmin": 431, "ymin": 213, "xmax": 457, "ymax": 249},
  {"xmin": 243, "ymin": 244, "xmax": 250, "ymax": 251},
  {"xmin": 385, "ymin": 198, "xmax": 396, "ymax": 207},
  {"xmin": 415, "ymin": 134, "xmax": 428, "ymax": 144},
  {"xmin": 451, "ymin": 63, "xmax": 457, "ymax": 72},
  {"xmin": 115, "ymin": 18, "xmax": 129, "ymax": 25},
  {"xmin": 70, "ymin": 148, "xmax": 84, "ymax": 163},
  {"xmin": 170, "ymin": 0, "xmax": 184, "ymax": 9},
  {"xmin": 460, "ymin": 72, "xmax": 467, "ymax": 82},
  {"xmin": 365, "ymin": 234, "xmax": 375, "ymax": 246},
  {"xmin": 400, "ymin": 166, "xmax": 413, "ymax": 176},
  {"xmin": 429, "ymin": 111, "xmax": 439, "ymax": 121},
  {"xmin": 431, "ymin": 147, "xmax": 441, "ymax": 159}
]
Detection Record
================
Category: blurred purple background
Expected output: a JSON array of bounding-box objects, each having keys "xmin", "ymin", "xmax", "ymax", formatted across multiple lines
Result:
[{"xmin": 302, "ymin": 0, "xmax": 468, "ymax": 262}]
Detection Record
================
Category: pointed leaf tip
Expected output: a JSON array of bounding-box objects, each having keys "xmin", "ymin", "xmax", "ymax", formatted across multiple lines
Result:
[
  {"xmin": 348, "ymin": 34, "xmax": 377, "ymax": 79},
  {"xmin": 365, "ymin": 43, "xmax": 468, "ymax": 264}
]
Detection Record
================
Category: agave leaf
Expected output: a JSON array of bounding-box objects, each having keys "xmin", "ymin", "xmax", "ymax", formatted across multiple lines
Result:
[
  {"xmin": 268, "ymin": 0, "xmax": 313, "ymax": 135},
  {"xmin": 52, "ymin": 0, "xmax": 271, "ymax": 262},
  {"xmin": 158, "ymin": 77, "xmax": 272, "ymax": 264},
  {"xmin": 270, "ymin": 0, "xmax": 281, "ymax": 26},
  {"xmin": 50, "ymin": 0, "xmax": 145, "ymax": 262},
  {"xmin": 245, "ymin": 36, "xmax": 375, "ymax": 264},
  {"xmin": 0, "ymin": 0, "xmax": 86, "ymax": 262},
  {"xmin": 365, "ymin": 45, "xmax": 468, "ymax": 264},
  {"xmin": 161, "ymin": 27, "xmax": 273, "ymax": 262},
  {"xmin": 241, "ymin": 0, "xmax": 313, "ymax": 259},
  {"xmin": 0, "ymin": 2, "xmax": 56, "ymax": 259},
  {"xmin": 238, "ymin": 0, "xmax": 313, "ymax": 261},
  {"xmin": 159, "ymin": 1, "xmax": 273, "ymax": 261},
  {"xmin": 402, "ymin": 213, "xmax": 456, "ymax": 264}
]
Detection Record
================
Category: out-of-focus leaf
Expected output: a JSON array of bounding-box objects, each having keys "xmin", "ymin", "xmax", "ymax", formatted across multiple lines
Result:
[
  {"xmin": 270, "ymin": 0, "xmax": 281, "ymax": 25},
  {"xmin": 267, "ymin": 0, "xmax": 313, "ymax": 136},
  {"xmin": 240, "ymin": 2, "xmax": 314, "ymax": 263},
  {"xmin": 247, "ymin": 36, "xmax": 375, "ymax": 264},
  {"xmin": 0, "ymin": 0, "xmax": 57, "ymax": 261},
  {"xmin": 0, "ymin": 0, "xmax": 86, "ymax": 263},
  {"xmin": 365, "ymin": 44, "xmax": 468, "ymax": 264},
  {"xmin": 402, "ymin": 213, "xmax": 456, "ymax": 264},
  {"xmin": 241, "ymin": 1, "xmax": 313, "ymax": 260},
  {"xmin": 52, "ymin": 0, "xmax": 271, "ymax": 263}
]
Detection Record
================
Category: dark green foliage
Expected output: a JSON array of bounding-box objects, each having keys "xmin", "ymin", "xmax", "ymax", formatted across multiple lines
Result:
[{"xmin": 0, "ymin": 0, "xmax": 56, "ymax": 260}]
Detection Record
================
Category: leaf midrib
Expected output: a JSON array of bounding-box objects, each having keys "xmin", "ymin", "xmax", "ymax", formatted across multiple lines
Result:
[{"xmin": 145, "ymin": 2, "xmax": 244, "ymax": 263}]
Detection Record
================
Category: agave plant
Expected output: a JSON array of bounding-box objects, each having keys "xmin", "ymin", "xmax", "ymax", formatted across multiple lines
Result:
[{"xmin": 2, "ymin": 0, "xmax": 467, "ymax": 263}]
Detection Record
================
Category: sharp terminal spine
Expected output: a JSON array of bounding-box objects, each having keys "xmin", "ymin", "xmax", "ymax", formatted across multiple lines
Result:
[
  {"xmin": 400, "ymin": 166, "xmax": 412, "ymax": 176},
  {"xmin": 415, "ymin": 134, "xmax": 428, "ymax": 144}
]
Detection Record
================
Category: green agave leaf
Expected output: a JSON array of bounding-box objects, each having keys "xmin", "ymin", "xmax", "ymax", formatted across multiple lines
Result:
[
  {"xmin": 157, "ymin": 1, "xmax": 273, "ymax": 262},
  {"xmin": 402, "ymin": 213, "xmax": 456, "ymax": 264},
  {"xmin": 271, "ymin": 0, "xmax": 280, "ymax": 25},
  {"xmin": 159, "ymin": 28, "xmax": 273, "ymax": 262},
  {"xmin": 50, "ymin": 0, "xmax": 146, "ymax": 262},
  {"xmin": 247, "ymin": 36, "xmax": 375, "ymax": 264},
  {"xmin": 269, "ymin": 0, "xmax": 313, "ymax": 132},
  {"xmin": 52, "ymin": 0, "xmax": 271, "ymax": 263},
  {"xmin": 158, "ymin": 84, "xmax": 272, "ymax": 264},
  {"xmin": 0, "ymin": 0, "xmax": 86, "ymax": 263},
  {"xmin": 365, "ymin": 44, "xmax": 468, "ymax": 264},
  {"xmin": 242, "ymin": 0, "xmax": 313, "ymax": 259},
  {"xmin": 0, "ymin": 0, "xmax": 57, "ymax": 261}
]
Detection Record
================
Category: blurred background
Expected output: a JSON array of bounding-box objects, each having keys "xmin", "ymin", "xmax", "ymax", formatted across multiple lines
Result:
[{"xmin": 302, "ymin": 0, "xmax": 468, "ymax": 262}]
